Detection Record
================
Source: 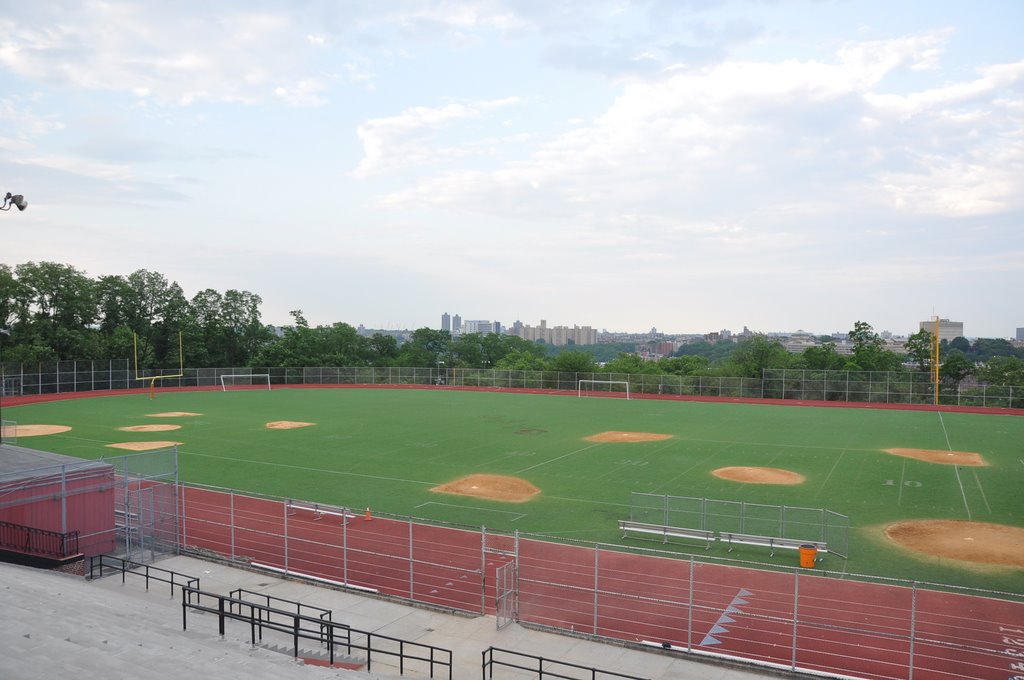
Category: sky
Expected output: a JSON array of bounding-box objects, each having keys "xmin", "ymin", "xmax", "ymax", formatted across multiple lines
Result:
[{"xmin": 1, "ymin": 1, "xmax": 1022, "ymax": 338}]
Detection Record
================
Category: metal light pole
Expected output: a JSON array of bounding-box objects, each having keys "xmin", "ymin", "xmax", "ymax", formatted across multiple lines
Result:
[
  {"xmin": 0, "ymin": 328, "xmax": 9, "ymax": 444},
  {"xmin": 1, "ymin": 191, "xmax": 26, "ymax": 444}
]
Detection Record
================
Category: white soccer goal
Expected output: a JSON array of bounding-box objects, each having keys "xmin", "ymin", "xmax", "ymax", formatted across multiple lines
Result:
[
  {"xmin": 220, "ymin": 373, "xmax": 271, "ymax": 391},
  {"xmin": 578, "ymin": 379, "xmax": 630, "ymax": 400}
]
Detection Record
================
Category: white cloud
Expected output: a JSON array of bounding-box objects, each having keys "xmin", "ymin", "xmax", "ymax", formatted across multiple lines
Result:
[
  {"xmin": 0, "ymin": 3, "xmax": 330, "ymax": 106},
  {"xmin": 353, "ymin": 97, "xmax": 521, "ymax": 177},
  {"xmin": 372, "ymin": 30, "xmax": 1023, "ymax": 229}
]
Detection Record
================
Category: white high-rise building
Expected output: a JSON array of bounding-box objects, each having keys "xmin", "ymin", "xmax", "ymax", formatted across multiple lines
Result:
[{"xmin": 918, "ymin": 318, "xmax": 964, "ymax": 342}]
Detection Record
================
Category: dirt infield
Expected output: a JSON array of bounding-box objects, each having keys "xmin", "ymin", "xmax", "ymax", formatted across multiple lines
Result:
[
  {"xmin": 146, "ymin": 411, "xmax": 202, "ymax": 417},
  {"xmin": 266, "ymin": 421, "xmax": 315, "ymax": 430},
  {"xmin": 106, "ymin": 440, "xmax": 182, "ymax": 451},
  {"xmin": 9, "ymin": 424, "xmax": 72, "ymax": 437},
  {"xmin": 584, "ymin": 431, "xmax": 673, "ymax": 443},
  {"xmin": 884, "ymin": 448, "xmax": 987, "ymax": 466},
  {"xmin": 118, "ymin": 424, "xmax": 181, "ymax": 432},
  {"xmin": 885, "ymin": 520, "xmax": 1024, "ymax": 568},
  {"xmin": 712, "ymin": 466, "xmax": 806, "ymax": 485},
  {"xmin": 431, "ymin": 474, "xmax": 540, "ymax": 502}
]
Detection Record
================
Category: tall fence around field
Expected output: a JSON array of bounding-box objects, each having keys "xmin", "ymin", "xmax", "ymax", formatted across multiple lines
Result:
[
  {"xmin": 629, "ymin": 493, "xmax": 849, "ymax": 558},
  {"xmin": 177, "ymin": 484, "xmax": 1024, "ymax": 680},
  {"xmin": 2, "ymin": 360, "xmax": 1022, "ymax": 409},
  {"xmin": 0, "ymin": 448, "xmax": 178, "ymax": 561}
]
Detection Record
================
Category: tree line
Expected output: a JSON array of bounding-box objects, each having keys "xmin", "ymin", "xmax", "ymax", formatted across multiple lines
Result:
[{"xmin": 1, "ymin": 262, "xmax": 1021, "ymax": 387}]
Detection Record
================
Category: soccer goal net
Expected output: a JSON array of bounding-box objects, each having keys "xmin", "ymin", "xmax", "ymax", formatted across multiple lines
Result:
[
  {"xmin": 220, "ymin": 374, "xmax": 271, "ymax": 391},
  {"xmin": 578, "ymin": 379, "xmax": 630, "ymax": 399}
]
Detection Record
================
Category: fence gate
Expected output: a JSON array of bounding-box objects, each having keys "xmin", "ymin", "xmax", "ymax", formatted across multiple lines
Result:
[
  {"xmin": 495, "ymin": 560, "xmax": 517, "ymax": 630},
  {"xmin": 119, "ymin": 484, "xmax": 179, "ymax": 563}
]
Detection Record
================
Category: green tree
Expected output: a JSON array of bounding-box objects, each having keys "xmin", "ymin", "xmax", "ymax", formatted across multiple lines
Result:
[
  {"xmin": 799, "ymin": 341, "xmax": 846, "ymax": 371},
  {"xmin": 367, "ymin": 333, "xmax": 400, "ymax": 366},
  {"xmin": 904, "ymin": 329, "xmax": 934, "ymax": 372},
  {"xmin": 496, "ymin": 348, "xmax": 547, "ymax": 371},
  {"xmin": 940, "ymin": 352, "xmax": 974, "ymax": 384},
  {"xmin": 547, "ymin": 350, "xmax": 597, "ymax": 373},
  {"xmin": 14, "ymin": 261, "xmax": 98, "ymax": 359},
  {"xmin": 723, "ymin": 334, "xmax": 791, "ymax": 378},
  {"xmin": 656, "ymin": 354, "xmax": 709, "ymax": 375},
  {"xmin": 396, "ymin": 328, "xmax": 452, "ymax": 367},
  {"xmin": 975, "ymin": 356, "xmax": 1024, "ymax": 386},
  {"xmin": 602, "ymin": 352, "xmax": 655, "ymax": 375},
  {"xmin": 847, "ymin": 320, "xmax": 902, "ymax": 372}
]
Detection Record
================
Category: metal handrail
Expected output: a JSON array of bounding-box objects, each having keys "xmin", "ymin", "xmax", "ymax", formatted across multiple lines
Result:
[
  {"xmin": 482, "ymin": 646, "xmax": 651, "ymax": 680},
  {"xmin": 87, "ymin": 554, "xmax": 199, "ymax": 598},
  {"xmin": 182, "ymin": 585, "xmax": 452, "ymax": 678}
]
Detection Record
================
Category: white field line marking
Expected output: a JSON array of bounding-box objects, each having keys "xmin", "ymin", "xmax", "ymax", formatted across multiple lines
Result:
[
  {"xmin": 816, "ymin": 450, "xmax": 846, "ymax": 497},
  {"xmin": 414, "ymin": 501, "xmax": 527, "ymax": 521},
  {"xmin": 898, "ymin": 460, "xmax": 906, "ymax": 506},
  {"xmin": 972, "ymin": 469, "xmax": 992, "ymax": 514},
  {"xmin": 938, "ymin": 411, "xmax": 953, "ymax": 451},
  {"xmin": 183, "ymin": 450, "xmax": 436, "ymax": 487},
  {"xmin": 516, "ymin": 443, "xmax": 601, "ymax": 473},
  {"xmin": 953, "ymin": 464, "xmax": 972, "ymax": 520},
  {"xmin": 654, "ymin": 450, "xmax": 724, "ymax": 493}
]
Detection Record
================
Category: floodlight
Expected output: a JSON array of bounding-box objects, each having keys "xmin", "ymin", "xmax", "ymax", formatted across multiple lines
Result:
[{"xmin": 1, "ymin": 192, "xmax": 27, "ymax": 211}]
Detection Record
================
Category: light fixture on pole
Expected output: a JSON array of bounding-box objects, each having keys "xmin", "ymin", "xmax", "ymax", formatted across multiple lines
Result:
[
  {"xmin": 1, "ymin": 193, "xmax": 27, "ymax": 211},
  {"xmin": 0, "ymin": 328, "xmax": 9, "ymax": 445}
]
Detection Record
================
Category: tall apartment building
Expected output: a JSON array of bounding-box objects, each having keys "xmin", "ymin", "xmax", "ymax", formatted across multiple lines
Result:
[
  {"xmin": 463, "ymin": 320, "xmax": 496, "ymax": 334},
  {"xmin": 1017, "ymin": 327, "xmax": 1024, "ymax": 342},
  {"xmin": 452, "ymin": 314, "xmax": 462, "ymax": 334},
  {"xmin": 514, "ymin": 319, "xmax": 597, "ymax": 346},
  {"xmin": 918, "ymin": 318, "xmax": 964, "ymax": 342},
  {"xmin": 441, "ymin": 312, "xmax": 451, "ymax": 332}
]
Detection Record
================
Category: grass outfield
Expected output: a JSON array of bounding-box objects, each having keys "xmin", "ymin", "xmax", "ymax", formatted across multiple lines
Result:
[{"xmin": 7, "ymin": 387, "xmax": 1024, "ymax": 591}]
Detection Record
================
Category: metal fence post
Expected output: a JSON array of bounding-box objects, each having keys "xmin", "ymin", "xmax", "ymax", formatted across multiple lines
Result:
[
  {"xmin": 230, "ymin": 492, "xmax": 235, "ymax": 558},
  {"xmin": 909, "ymin": 581, "xmax": 917, "ymax": 680},
  {"xmin": 593, "ymin": 546, "xmax": 600, "ymax": 634},
  {"xmin": 480, "ymin": 526, "xmax": 487, "ymax": 614},
  {"xmin": 408, "ymin": 517, "xmax": 414, "ymax": 599},
  {"xmin": 687, "ymin": 556, "xmax": 694, "ymax": 652},
  {"xmin": 283, "ymin": 500, "xmax": 289, "ymax": 574},
  {"xmin": 342, "ymin": 507, "xmax": 348, "ymax": 586},
  {"xmin": 791, "ymin": 569, "xmax": 799, "ymax": 671}
]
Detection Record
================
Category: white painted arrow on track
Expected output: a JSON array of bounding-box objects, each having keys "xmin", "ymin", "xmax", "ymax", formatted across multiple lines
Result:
[{"xmin": 701, "ymin": 588, "xmax": 752, "ymax": 646}]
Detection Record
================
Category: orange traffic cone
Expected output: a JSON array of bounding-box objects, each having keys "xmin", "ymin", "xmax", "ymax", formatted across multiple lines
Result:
[{"xmin": 364, "ymin": 507, "xmax": 372, "ymax": 521}]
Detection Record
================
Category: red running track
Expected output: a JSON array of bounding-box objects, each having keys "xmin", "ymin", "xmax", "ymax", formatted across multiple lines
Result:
[{"xmin": 180, "ymin": 486, "xmax": 1024, "ymax": 680}]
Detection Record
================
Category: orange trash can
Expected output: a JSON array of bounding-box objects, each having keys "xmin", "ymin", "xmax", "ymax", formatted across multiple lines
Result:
[{"xmin": 799, "ymin": 544, "xmax": 817, "ymax": 568}]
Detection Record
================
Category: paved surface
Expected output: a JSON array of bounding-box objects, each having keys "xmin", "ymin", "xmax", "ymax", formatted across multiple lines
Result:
[{"xmin": 0, "ymin": 555, "xmax": 786, "ymax": 680}]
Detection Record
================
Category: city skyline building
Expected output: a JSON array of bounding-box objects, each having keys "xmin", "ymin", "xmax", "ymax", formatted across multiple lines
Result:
[{"xmin": 919, "ymin": 318, "xmax": 965, "ymax": 343}]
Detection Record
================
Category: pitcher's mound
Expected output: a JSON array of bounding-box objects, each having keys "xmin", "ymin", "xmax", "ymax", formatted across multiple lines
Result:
[
  {"xmin": 712, "ymin": 466, "xmax": 806, "ymax": 485},
  {"xmin": 884, "ymin": 448, "xmax": 987, "ymax": 466},
  {"xmin": 585, "ymin": 431, "xmax": 673, "ymax": 443},
  {"xmin": 9, "ymin": 424, "xmax": 71, "ymax": 437},
  {"xmin": 885, "ymin": 520, "xmax": 1024, "ymax": 568},
  {"xmin": 119, "ymin": 424, "xmax": 181, "ymax": 432},
  {"xmin": 266, "ymin": 421, "xmax": 315, "ymax": 430},
  {"xmin": 106, "ymin": 441, "xmax": 182, "ymax": 451},
  {"xmin": 431, "ymin": 474, "xmax": 540, "ymax": 503}
]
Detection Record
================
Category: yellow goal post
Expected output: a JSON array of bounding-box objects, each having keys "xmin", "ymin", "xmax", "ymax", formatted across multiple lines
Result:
[{"xmin": 133, "ymin": 331, "xmax": 184, "ymax": 399}]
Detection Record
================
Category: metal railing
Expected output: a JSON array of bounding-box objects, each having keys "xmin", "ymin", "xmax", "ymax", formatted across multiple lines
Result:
[
  {"xmin": 87, "ymin": 554, "xmax": 199, "ymax": 598},
  {"xmin": 182, "ymin": 586, "xmax": 452, "ymax": 679},
  {"xmin": 0, "ymin": 519, "xmax": 79, "ymax": 558},
  {"xmin": 482, "ymin": 647, "xmax": 651, "ymax": 680}
]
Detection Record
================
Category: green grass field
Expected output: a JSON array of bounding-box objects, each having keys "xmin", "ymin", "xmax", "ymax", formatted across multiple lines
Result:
[{"xmin": 8, "ymin": 387, "xmax": 1024, "ymax": 591}]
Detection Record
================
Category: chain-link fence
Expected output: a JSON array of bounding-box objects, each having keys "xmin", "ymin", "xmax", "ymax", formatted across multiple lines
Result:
[
  {"xmin": 178, "ymin": 484, "xmax": 1024, "ymax": 680},
  {"xmin": 3, "ymin": 361, "xmax": 1020, "ymax": 408}
]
